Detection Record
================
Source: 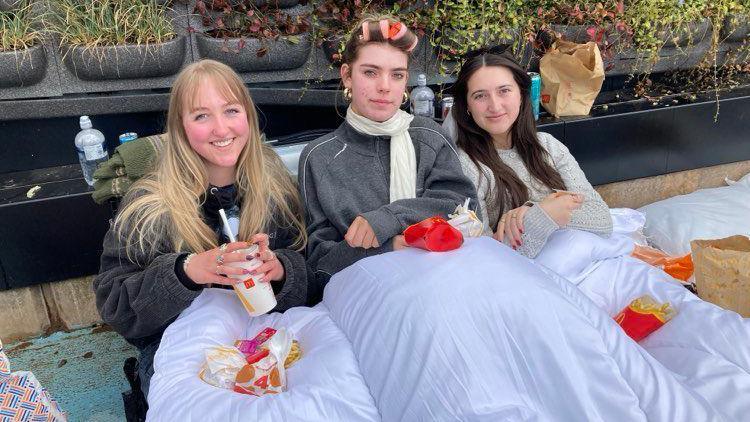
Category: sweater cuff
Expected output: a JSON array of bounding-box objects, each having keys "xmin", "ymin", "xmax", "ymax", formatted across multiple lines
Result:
[
  {"xmin": 515, "ymin": 204, "xmax": 559, "ymax": 258},
  {"xmin": 156, "ymin": 253, "xmax": 204, "ymax": 303},
  {"xmin": 174, "ymin": 253, "xmax": 203, "ymax": 291},
  {"xmin": 361, "ymin": 208, "xmax": 403, "ymax": 245},
  {"xmin": 273, "ymin": 249, "xmax": 308, "ymax": 312}
]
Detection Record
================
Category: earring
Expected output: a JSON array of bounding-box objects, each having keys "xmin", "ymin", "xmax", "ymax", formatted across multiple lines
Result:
[
  {"xmin": 467, "ymin": 109, "xmax": 471, "ymax": 115},
  {"xmin": 402, "ymin": 91, "xmax": 409, "ymax": 105},
  {"xmin": 343, "ymin": 87, "xmax": 352, "ymax": 102}
]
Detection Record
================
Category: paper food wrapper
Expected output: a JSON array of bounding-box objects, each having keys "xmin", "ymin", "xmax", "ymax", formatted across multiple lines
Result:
[
  {"xmin": 199, "ymin": 327, "xmax": 301, "ymax": 397},
  {"xmin": 448, "ymin": 199, "xmax": 484, "ymax": 238},
  {"xmin": 614, "ymin": 295, "xmax": 676, "ymax": 342},
  {"xmin": 199, "ymin": 346, "xmax": 248, "ymax": 390},
  {"xmin": 234, "ymin": 329, "xmax": 293, "ymax": 396},
  {"xmin": 631, "ymin": 244, "xmax": 694, "ymax": 282}
]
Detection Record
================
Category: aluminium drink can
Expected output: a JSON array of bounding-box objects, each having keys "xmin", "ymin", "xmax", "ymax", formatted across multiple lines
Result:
[
  {"xmin": 528, "ymin": 72, "xmax": 541, "ymax": 120},
  {"xmin": 440, "ymin": 95, "xmax": 454, "ymax": 120},
  {"xmin": 118, "ymin": 132, "xmax": 138, "ymax": 144}
]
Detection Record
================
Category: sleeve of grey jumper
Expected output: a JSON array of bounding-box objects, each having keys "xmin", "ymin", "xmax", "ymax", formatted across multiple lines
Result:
[
  {"xmin": 299, "ymin": 151, "xmax": 394, "ymax": 281},
  {"xmin": 361, "ymin": 136, "xmax": 479, "ymax": 245},
  {"xmin": 269, "ymin": 221, "xmax": 310, "ymax": 312},
  {"xmin": 93, "ymin": 222, "xmax": 202, "ymax": 343},
  {"xmin": 541, "ymin": 133, "xmax": 613, "ymax": 238}
]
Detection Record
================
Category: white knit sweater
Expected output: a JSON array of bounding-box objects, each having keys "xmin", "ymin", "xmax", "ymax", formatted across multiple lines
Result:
[{"xmin": 457, "ymin": 132, "xmax": 613, "ymax": 257}]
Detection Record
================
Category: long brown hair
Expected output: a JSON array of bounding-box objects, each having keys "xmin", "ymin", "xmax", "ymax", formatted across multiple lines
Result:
[{"xmin": 452, "ymin": 53, "xmax": 565, "ymax": 229}]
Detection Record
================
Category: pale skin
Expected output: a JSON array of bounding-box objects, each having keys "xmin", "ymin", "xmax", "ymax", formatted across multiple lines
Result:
[
  {"xmin": 465, "ymin": 65, "xmax": 583, "ymax": 248},
  {"xmin": 340, "ymin": 42, "xmax": 411, "ymax": 251},
  {"xmin": 180, "ymin": 79, "xmax": 285, "ymax": 285}
]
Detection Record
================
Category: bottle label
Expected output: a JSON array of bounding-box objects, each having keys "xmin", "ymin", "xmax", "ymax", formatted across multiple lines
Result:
[
  {"xmin": 414, "ymin": 100, "xmax": 433, "ymax": 117},
  {"xmin": 83, "ymin": 144, "xmax": 106, "ymax": 161}
]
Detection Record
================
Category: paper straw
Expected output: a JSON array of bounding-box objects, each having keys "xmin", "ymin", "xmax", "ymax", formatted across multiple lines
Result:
[{"xmin": 218, "ymin": 208, "xmax": 237, "ymax": 243}]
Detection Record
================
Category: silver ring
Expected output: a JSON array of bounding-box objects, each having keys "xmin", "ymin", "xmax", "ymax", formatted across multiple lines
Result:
[
  {"xmin": 219, "ymin": 243, "xmax": 228, "ymax": 252},
  {"xmin": 216, "ymin": 254, "xmax": 225, "ymax": 265}
]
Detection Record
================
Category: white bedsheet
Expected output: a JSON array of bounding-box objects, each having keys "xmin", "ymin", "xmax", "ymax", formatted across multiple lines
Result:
[
  {"xmin": 149, "ymin": 233, "xmax": 750, "ymax": 421},
  {"xmin": 147, "ymin": 291, "xmax": 380, "ymax": 421}
]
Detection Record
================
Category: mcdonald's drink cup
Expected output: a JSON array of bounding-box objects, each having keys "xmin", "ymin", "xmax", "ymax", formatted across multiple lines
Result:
[{"xmin": 227, "ymin": 244, "xmax": 277, "ymax": 316}]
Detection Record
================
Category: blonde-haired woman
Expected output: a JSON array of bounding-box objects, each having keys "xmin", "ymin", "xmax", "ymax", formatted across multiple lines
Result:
[{"xmin": 94, "ymin": 59, "xmax": 309, "ymax": 397}]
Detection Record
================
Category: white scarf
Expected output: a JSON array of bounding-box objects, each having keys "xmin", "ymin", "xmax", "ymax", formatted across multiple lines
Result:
[{"xmin": 346, "ymin": 106, "xmax": 416, "ymax": 202}]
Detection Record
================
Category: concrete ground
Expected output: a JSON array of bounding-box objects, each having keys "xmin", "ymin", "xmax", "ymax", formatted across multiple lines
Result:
[{"xmin": 5, "ymin": 326, "xmax": 137, "ymax": 422}]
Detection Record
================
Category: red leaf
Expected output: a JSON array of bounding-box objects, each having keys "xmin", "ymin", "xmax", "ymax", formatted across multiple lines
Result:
[{"xmin": 586, "ymin": 27, "xmax": 597, "ymax": 40}]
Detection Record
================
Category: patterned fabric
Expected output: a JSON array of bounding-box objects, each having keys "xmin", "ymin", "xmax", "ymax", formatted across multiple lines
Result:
[{"xmin": 0, "ymin": 341, "xmax": 66, "ymax": 422}]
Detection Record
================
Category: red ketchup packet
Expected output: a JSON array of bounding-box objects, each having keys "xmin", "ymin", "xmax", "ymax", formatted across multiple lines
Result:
[
  {"xmin": 403, "ymin": 216, "xmax": 464, "ymax": 252},
  {"xmin": 614, "ymin": 295, "xmax": 676, "ymax": 342}
]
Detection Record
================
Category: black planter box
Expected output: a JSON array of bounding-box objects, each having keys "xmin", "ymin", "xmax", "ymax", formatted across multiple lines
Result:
[
  {"xmin": 61, "ymin": 35, "xmax": 186, "ymax": 81},
  {"xmin": 195, "ymin": 33, "xmax": 312, "ymax": 72},
  {"xmin": 0, "ymin": 43, "xmax": 47, "ymax": 88}
]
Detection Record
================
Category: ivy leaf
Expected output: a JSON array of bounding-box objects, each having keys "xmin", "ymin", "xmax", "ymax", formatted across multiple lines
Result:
[{"xmin": 288, "ymin": 35, "xmax": 300, "ymax": 44}]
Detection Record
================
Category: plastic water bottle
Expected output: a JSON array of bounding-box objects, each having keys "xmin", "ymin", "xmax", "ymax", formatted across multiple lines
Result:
[
  {"xmin": 410, "ymin": 74, "xmax": 435, "ymax": 118},
  {"xmin": 74, "ymin": 116, "xmax": 109, "ymax": 186}
]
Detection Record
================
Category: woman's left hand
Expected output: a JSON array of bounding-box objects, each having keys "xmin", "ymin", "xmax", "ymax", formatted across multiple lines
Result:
[
  {"xmin": 495, "ymin": 205, "xmax": 531, "ymax": 249},
  {"xmin": 248, "ymin": 233, "xmax": 285, "ymax": 283}
]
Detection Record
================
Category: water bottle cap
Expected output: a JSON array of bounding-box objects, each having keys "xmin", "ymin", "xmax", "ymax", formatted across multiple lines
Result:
[
  {"xmin": 79, "ymin": 115, "xmax": 92, "ymax": 129},
  {"xmin": 417, "ymin": 74, "xmax": 427, "ymax": 86}
]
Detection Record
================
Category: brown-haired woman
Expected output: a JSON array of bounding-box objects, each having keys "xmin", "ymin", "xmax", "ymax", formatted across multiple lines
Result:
[
  {"xmin": 444, "ymin": 52, "xmax": 612, "ymax": 258},
  {"xmin": 299, "ymin": 16, "xmax": 477, "ymax": 300}
]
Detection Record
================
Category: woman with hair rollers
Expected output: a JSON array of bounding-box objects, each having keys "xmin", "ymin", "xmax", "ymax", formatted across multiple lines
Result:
[{"xmin": 299, "ymin": 16, "xmax": 478, "ymax": 299}]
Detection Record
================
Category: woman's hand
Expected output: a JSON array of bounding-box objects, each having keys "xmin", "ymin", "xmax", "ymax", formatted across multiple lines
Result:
[
  {"xmin": 495, "ymin": 205, "xmax": 531, "ymax": 249},
  {"xmin": 184, "ymin": 241, "xmax": 252, "ymax": 286},
  {"xmin": 539, "ymin": 192, "xmax": 584, "ymax": 227},
  {"xmin": 247, "ymin": 233, "xmax": 285, "ymax": 283},
  {"xmin": 392, "ymin": 235, "xmax": 409, "ymax": 251},
  {"xmin": 345, "ymin": 216, "xmax": 380, "ymax": 249}
]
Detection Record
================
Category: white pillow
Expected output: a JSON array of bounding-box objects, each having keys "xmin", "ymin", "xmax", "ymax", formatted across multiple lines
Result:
[
  {"xmin": 609, "ymin": 208, "xmax": 649, "ymax": 246},
  {"xmin": 638, "ymin": 183, "xmax": 750, "ymax": 256},
  {"xmin": 534, "ymin": 229, "xmax": 634, "ymax": 283}
]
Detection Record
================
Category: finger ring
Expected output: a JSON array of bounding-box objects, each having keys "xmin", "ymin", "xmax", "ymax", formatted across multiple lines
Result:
[
  {"xmin": 219, "ymin": 243, "xmax": 228, "ymax": 252},
  {"xmin": 511, "ymin": 214, "xmax": 518, "ymax": 219},
  {"xmin": 216, "ymin": 254, "xmax": 224, "ymax": 265}
]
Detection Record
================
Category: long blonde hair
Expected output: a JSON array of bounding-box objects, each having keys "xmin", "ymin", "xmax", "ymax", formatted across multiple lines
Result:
[{"xmin": 115, "ymin": 59, "xmax": 306, "ymax": 261}]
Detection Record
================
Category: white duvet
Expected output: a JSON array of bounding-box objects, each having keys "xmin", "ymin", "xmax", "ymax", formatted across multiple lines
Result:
[{"xmin": 149, "ymin": 226, "xmax": 750, "ymax": 421}]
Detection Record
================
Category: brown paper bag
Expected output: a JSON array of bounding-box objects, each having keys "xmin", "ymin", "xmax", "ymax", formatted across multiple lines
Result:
[
  {"xmin": 691, "ymin": 235, "xmax": 750, "ymax": 317},
  {"xmin": 539, "ymin": 41, "xmax": 604, "ymax": 117}
]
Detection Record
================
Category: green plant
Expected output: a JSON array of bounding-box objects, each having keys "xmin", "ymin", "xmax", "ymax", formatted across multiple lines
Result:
[
  {"xmin": 47, "ymin": 0, "xmax": 176, "ymax": 48},
  {"xmin": 0, "ymin": 0, "xmax": 43, "ymax": 52},
  {"xmin": 427, "ymin": 0, "xmax": 531, "ymax": 73},
  {"xmin": 194, "ymin": 0, "xmax": 310, "ymax": 56},
  {"xmin": 308, "ymin": 0, "xmax": 427, "ymax": 63}
]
